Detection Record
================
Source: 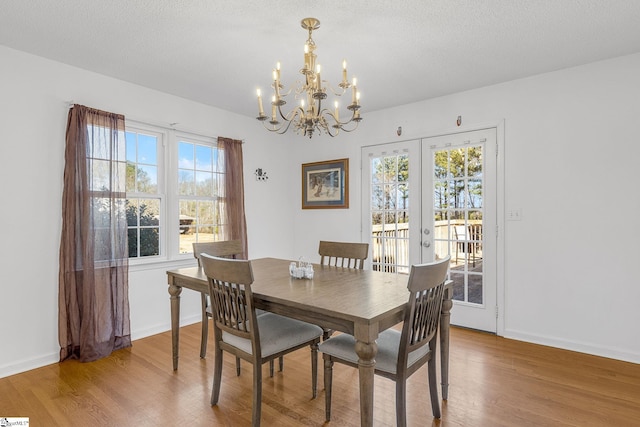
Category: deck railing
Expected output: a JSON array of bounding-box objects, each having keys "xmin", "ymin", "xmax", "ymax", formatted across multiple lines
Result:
[
  {"xmin": 371, "ymin": 223, "xmax": 409, "ymax": 272},
  {"xmin": 371, "ymin": 220, "xmax": 482, "ymax": 272}
]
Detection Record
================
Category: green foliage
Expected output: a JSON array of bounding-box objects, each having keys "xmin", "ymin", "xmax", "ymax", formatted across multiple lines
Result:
[
  {"xmin": 125, "ymin": 162, "xmax": 160, "ymax": 257},
  {"xmin": 126, "ymin": 202, "xmax": 159, "ymax": 257},
  {"xmin": 371, "ymin": 155, "xmax": 410, "ymax": 220},
  {"xmin": 126, "ymin": 161, "xmax": 156, "ymax": 193},
  {"xmin": 373, "ymin": 147, "xmax": 483, "ymax": 223},
  {"xmin": 434, "ymin": 147, "xmax": 483, "ymax": 214}
]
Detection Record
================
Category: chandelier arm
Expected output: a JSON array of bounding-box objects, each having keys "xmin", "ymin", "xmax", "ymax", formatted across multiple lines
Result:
[
  {"xmin": 261, "ymin": 117, "xmax": 286, "ymax": 133},
  {"xmin": 275, "ymin": 106, "xmax": 306, "ymax": 135},
  {"xmin": 318, "ymin": 107, "xmax": 338, "ymax": 123},
  {"xmin": 319, "ymin": 107, "xmax": 360, "ymax": 128},
  {"xmin": 325, "ymin": 121, "xmax": 340, "ymax": 137},
  {"xmin": 335, "ymin": 110, "xmax": 362, "ymax": 132},
  {"xmin": 332, "ymin": 109, "xmax": 362, "ymax": 132},
  {"xmin": 336, "ymin": 121, "xmax": 361, "ymax": 132},
  {"xmin": 261, "ymin": 120, "xmax": 283, "ymax": 133},
  {"xmin": 277, "ymin": 103, "xmax": 289, "ymax": 121},
  {"xmin": 276, "ymin": 119, "xmax": 295, "ymax": 134},
  {"xmin": 262, "ymin": 116, "xmax": 295, "ymax": 134},
  {"xmin": 279, "ymin": 86, "xmax": 293, "ymax": 98},
  {"xmin": 325, "ymin": 82, "xmax": 349, "ymax": 97},
  {"xmin": 317, "ymin": 109, "xmax": 341, "ymax": 137},
  {"xmin": 282, "ymin": 105, "xmax": 305, "ymax": 122}
]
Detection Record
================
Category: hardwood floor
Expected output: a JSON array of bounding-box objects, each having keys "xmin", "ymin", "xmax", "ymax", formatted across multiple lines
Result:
[{"xmin": 1, "ymin": 324, "xmax": 639, "ymax": 426}]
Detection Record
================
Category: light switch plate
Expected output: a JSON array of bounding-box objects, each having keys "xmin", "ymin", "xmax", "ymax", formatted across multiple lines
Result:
[{"xmin": 507, "ymin": 208, "xmax": 522, "ymax": 221}]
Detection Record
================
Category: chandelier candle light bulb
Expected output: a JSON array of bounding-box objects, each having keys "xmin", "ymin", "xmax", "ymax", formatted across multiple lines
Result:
[
  {"xmin": 351, "ymin": 77, "xmax": 357, "ymax": 104},
  {"xmin": 257, "ymin": 89, "xmax": 264, "ymax": 116},
  {"xmin": 342, "ymin": 60, "xmax": 348, "ymax": 85},
  {"xmin": 255, "ymin": 17, "xmax": 363, "ymax": 138},
  {"xmin": 316, "ymin": 64, "xmax": 322, "ymax": 90}
]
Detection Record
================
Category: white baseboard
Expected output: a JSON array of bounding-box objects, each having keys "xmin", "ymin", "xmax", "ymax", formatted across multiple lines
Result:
[
  {"xmin": 0, "ymin": 352, "xmax": 59, "ymax": 379},
  {"xmin": 130, "ymin": 314, "xmax": 201, "ymax": 340},
  {"xmin": 0, "ymin": 314, "xmax": 204, "ymax": 379},
  {"xmin": 503, "ymin": 328, "xmax": 640, "ymax": 364}
]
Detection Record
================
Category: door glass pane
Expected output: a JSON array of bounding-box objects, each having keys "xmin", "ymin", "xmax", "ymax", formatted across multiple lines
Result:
[
  {"xmin": 433, "ymin": 146, "xmax": 484, "ymax": 304},
  {"xmin": 371, "ymin": 185, "xmax": 383, "ymax": 209},
  {"xmin": 369, "ymin": 153, "xmax": 410, "ymax": 274}
]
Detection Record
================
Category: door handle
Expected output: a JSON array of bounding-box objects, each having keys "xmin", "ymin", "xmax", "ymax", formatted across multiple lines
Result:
[{"xmin": 422, "ymin": 241, "xmax": 431, "ymax": 248}]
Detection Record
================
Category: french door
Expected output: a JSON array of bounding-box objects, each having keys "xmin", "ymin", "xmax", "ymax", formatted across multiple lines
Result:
[
  {"xmin": 362, "ymin": 141, "xmax": 422, "ymax": 274},
  {"xmin": 421, "ymin": 129, "xmax": 497, "ymax": 332},
  {"xmin": 362, "ymin": 128, "xmax": 498, "ymax": 333}
]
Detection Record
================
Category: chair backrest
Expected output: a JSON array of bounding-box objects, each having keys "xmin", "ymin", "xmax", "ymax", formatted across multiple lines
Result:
[
  {"xmin": 454, "ymin": 225, "xmax": 467, "ymax": 241},
  {"xmin": 193, "ymin": 240, "xmax": 243, "ymax": 267},
  {"xmin": 200, "ymin": 254, "xmax": 259, "ymax": 346},
  {"xmin": 318, "ymin": 240, "xmax": 369, "ymax": 269},
  {"xmin": 398, "ymin": 256, "xmax": 451, "ymax": 363},
  {"xmin": 469, "ymin": 224, "xmax": 482, "ymax": 241}
]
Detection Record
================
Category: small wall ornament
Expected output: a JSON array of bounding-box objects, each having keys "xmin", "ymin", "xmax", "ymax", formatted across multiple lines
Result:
[{"xmin": 255, "ymin": 168, "xmax": 268, "ymax": 181}]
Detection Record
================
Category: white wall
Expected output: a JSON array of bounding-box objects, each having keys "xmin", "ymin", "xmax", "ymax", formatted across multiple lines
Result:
[
  {"xmin": 0, "ymin": 45, "xmax": 295, "ymax": 377},
  {"xmin": 1, "ymin": 45, "xmax": 638, "ymax": 378},
  {"xmin": 290, "ymin": 53, "xmax": 640, "ymax": 364}
]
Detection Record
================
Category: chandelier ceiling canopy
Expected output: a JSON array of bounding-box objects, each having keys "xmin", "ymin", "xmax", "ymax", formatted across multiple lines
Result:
[{"xmin": 256, "ymin": 17, "xmax": 362, "ymax": 139}]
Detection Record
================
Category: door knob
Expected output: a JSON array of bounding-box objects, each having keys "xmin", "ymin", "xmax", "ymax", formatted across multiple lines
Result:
[{"xmin": 422, "ymin": 241, "xmax": 431, "ymax": 248}]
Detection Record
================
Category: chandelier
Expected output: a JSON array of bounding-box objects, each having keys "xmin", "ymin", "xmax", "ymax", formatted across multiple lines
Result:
[{"xmin": 256, "ymin": 17, "xmax": 362, "ymax": 138}]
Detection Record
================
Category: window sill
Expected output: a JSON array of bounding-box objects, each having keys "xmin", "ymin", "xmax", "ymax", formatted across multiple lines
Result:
[{"xmin": 127, "ymin": 256, "xmax": 195, "ymax": 273}]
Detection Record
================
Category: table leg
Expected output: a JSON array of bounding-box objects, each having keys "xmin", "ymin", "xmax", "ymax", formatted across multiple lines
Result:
[
  {"xmin": 355, "ymin": 339, "xmax": 378, "ymax": 427},
  {"xmin": 440, "ymin": 283, "xmax": 453, "ymax": 400},
  {"xmin": 169, "ymin": 283, "xmax": 182, "ymax": 370}
]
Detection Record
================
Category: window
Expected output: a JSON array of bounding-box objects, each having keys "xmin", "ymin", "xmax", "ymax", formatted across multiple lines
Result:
[
  {"xmin": 177, "ymin": 138, "xmax": 226, "ymax": 254},
  {"xmin": 124, "ymin": 122, "xmax": 226, "ymax": 262},
  {"xmin": 87, "ymin": 122, "xmax": 127, "ymax": 263},
  {"xmin": 125, "ymin": 128, "xmax": 162, "ymax": 258}
]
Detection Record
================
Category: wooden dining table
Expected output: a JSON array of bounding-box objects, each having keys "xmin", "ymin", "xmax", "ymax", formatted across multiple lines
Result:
[{"xmin": 166, "ymin": 257, "xmax": 453, "ymax": 427}]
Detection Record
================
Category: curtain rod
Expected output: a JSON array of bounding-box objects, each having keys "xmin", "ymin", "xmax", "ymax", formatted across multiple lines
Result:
[{"xmin": 66, "ymin": 101, "xmax": 245, "ymax": 143}]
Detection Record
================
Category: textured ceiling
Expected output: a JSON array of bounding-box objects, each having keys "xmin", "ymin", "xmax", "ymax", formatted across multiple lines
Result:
[{"xmin": 2, "ymin": 0, "xmax": 640, "ymax": 118}]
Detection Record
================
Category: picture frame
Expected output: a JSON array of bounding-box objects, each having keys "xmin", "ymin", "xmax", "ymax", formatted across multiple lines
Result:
[{"xmin": 301, "ymin": 158, "xmax": 349, "ymax": 209}]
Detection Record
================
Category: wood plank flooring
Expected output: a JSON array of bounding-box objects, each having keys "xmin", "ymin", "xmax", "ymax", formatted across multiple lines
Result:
[{"xmin": 1, "ymin": 324, "xmax": 638, "ymax": 426}]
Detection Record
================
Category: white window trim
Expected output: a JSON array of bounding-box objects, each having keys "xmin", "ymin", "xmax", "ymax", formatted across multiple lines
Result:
[
  {"xmin": 171, "ymin": 130, "xmax": 218, "ymax": 260},
  {"xmin": 125, "ymin": 120, "xmax": 220, "ymax": 267},
  {"xmin": 125, "ymin": 121, "xmax": 168, "ymax": 266}
]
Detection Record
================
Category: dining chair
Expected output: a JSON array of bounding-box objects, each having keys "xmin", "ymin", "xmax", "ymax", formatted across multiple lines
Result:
[
  {"xmin": 318, "ymin": 240, "xmax": 369, "ymax": 269},
  {"xmin": 193, "ymin": 241, "xmax": 282, "ymax": 376},
  {"xmin": 454, "ymin": 225, "xmax": 482, "ymax": 267},
  {"xmin": 319, "ymin": 256, "xmax": 451, "ymax": 426},
  {"xmin": 192, "ymin": 240, "xmax": 243, "ymax": 359},
  {"xmin": 200, "ymin": 254, "xmax": 323, "ymax": 427},
  {"xmin": 318, "ymin": 240, "xmax": 369, "ymax": 340}
]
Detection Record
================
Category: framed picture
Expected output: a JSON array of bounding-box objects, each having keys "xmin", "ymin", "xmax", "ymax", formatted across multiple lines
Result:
[{"xmin": 301, "ymin": 158, "xmax": 349, "ymax": 209}]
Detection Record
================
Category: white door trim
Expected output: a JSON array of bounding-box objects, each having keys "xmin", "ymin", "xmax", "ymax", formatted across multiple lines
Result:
[{"xmin": 361, "ymin": 120, "xmax": 505, "ymax": 336}]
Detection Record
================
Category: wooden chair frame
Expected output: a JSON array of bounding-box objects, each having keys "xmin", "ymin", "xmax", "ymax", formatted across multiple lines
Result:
[
  {"xmin": 321, "ymin": 256, "xmax": 450, "ymax": 426},
  {"xmin": 192, "ymin": 240, "xmax": 243, "ymax": 359},
  {"xmin": 318, "ymin": 240, "xmax": 369, "ymax": 340},
  {"xmin": 318, "ymin": 240, "xmax": 369, "ymax": 269},
  {"xmin": 201, "ymin": 255, "xmax": 321, "ymax": 426},
  {"xmin": 454, "ymin": 224, "xmax": 482, "ymax": 267}
]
